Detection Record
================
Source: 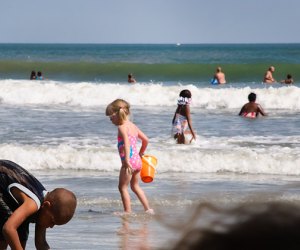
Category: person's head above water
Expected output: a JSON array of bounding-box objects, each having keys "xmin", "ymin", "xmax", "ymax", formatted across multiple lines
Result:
[
  {"xmin": 179, "ymin": 89, "xmax": 192, "ymax": 98},
  {"xmin": 248, "ymin": 92, "xmax": 256, "ymax": 102}
]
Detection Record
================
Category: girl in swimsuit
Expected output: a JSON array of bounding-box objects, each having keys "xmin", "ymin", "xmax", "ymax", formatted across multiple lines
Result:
[
  {"xmin": 106, "ymin": 99, "xmax": 154, "ymax": 214},
  {"xmin": 172, "ymin": 89, "xmax": 196, "ymax": 144}
]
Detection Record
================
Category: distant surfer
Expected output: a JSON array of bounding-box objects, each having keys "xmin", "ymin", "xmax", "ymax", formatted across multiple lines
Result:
[
  {"xmin": 211, "ymin": 66, "xmax": 226, "ymax": 84},
  {"xmin": 239, "ymin": 92, "xmax": 266, "ymax": 118},
  {"xmin": 263, "ymin": 66, "xmax": 276, "ymax": 83}
]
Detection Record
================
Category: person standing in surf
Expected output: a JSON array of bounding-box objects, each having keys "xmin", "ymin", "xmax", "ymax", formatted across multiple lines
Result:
[
  {"xmin": 263, "ymin": 66, "xmax": 276, "ymax": 83},
  {"xmin": 106, "ymin": 99, "xmax": 154, "ymax": 215},
  {"xmin": 172, "ymin": 89, "xmax": 196, "ymax": 144},
  {"xmin": 128, "ymin": 73, "xmax": 137, "ymax": 83},
  {"xmin": 212, "ymin": 66, "xmax": 226, "ymax": 84}
]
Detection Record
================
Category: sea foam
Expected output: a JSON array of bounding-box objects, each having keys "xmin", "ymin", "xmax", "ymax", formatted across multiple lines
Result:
[
  {"xmin": 2, "ymin": 134, "xmax": 300, "ymax": 176},
  {"xmin": 0, "ymin": 80, "xmax": 299, "ymax": 110}
]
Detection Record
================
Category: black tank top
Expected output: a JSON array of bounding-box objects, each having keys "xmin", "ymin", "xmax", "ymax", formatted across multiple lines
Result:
[{"xmin": 0, "ymin": 160, "xmax": 47, "ymax": 213}]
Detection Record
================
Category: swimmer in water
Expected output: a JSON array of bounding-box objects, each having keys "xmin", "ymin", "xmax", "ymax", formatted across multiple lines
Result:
[{"xmin": 239, "ymin": 92, "xmax": 266, "ymax": 118}]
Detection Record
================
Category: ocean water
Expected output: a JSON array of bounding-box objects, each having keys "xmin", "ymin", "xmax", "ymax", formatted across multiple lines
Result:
[
  {"xmin": 1, "ymin": 43, "xmax": 300, "ymax": 83},
  {"xmin": 0, "ymin": 44, "xmax": 300, "ymax": 249}
]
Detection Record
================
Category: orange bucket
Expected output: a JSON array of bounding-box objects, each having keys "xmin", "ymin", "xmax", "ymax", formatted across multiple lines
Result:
[{"xmin": 140, "ymin": 155, "xmax": 157, "ymax": 183}]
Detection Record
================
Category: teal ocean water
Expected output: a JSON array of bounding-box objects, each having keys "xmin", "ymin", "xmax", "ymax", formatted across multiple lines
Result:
[
  {"xmin": 0, "ymin": 43, "xmax": 300, "ymax": 83},
  {"xmin": 0, "ymin": 44, "xmax": 300, "ymax": 249}
]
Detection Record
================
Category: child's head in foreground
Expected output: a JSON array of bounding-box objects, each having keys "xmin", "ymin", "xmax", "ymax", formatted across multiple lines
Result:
[
  {"xmin": 171, "ymin": 201, "xmax": 300, "ymax": 250},
  {"xmin": 248, "ymin": 92, "xmax": 256, "ymax": 102},
  {"xmin": 106, "ymin": 99, "xmax": 131, "ymax": 125},
  {"xmin": 39, "ymin": 188, "xmax": 77, "ymax": 228}
]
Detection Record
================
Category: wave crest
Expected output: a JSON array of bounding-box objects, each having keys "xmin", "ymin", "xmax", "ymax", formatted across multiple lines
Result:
[{"xmin": 0, "ymin": 80, "xmax": 299, "ymax": 110}]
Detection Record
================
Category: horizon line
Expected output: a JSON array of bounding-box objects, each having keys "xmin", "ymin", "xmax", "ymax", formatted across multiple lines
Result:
[{"xmin": 0, "ymin": 42, "xmax": 300, "ymax": 45}]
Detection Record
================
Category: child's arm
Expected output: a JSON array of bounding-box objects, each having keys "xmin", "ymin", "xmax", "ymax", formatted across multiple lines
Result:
[
  {"xmin": 35, "ymin": 225, "xmax": 50, "ymax": 250},
  {"xmin": 239, "ymin": 105, "xmax": 245, "ymax": 116},
  {"xmin": 137, "ymin": 127, "xmax": 148, "ymax": 157},
  {"xmin": 2, "ymin": 188, "xmax": 38, "ymax": 250},
  {"xmin": 172, "ymin": 106, "xmax": 180, "ymax": 124},
  {"xmin": 257, "ymin": 104, "xmax": 267, "ymax": 116},
  {"xmin": 118, "ymin": 125, "xmax": 132, "ymax": 170},
  {"xmin": 172, "ymin": 110, "xmax": 177, "ymax": 124},
  {"xmin": 185, "ymin": 105, "xmax": 196, "ymax": 141}
]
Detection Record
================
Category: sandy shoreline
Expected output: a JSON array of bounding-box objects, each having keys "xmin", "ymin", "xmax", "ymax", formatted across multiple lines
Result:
[{"xmin": 24, "ymin": 170, "xmax": 300, "ymax": 249}]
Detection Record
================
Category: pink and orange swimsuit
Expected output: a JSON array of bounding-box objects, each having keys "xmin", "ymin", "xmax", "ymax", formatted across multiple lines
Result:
[{"xmin": 117, "ymin": 133, "xmax": 142, "ymax": 171}]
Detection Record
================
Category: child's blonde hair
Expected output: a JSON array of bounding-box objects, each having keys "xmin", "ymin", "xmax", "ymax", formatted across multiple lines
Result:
[{"xmin": 106, "ymin": 99, "xmax": 130, "ymax": 123}]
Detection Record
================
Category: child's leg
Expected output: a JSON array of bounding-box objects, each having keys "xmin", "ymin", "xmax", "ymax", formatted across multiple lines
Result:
[
  {"xmin": 130, "ymin": 171, "xmax": 151, "ymax": 211},
  {"xmin": 119, "ymin": 166, "xmax": 132, "ymax": 212}
]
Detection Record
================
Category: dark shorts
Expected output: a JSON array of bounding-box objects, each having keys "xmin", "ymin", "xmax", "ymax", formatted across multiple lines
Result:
[{"xmin": 0, "ymin": 193, "xmax": 29, "ymax": 242}]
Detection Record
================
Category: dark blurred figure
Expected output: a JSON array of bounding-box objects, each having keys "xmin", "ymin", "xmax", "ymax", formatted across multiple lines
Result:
[
  {"xmin": 281, "ymin": 74, "xmax": 294, "ymax": 84},
  {"xmin": 128, "ymin": 73, "xmax": 136, "ymax": 83},
  {"xmin": 36, "ymin": 71, "xmax": 44, "ymax": 80},
  {"xmin": 171, "ymin": 202, "xmax": 300, "ymax": 250},
  {"xmin": 30, "ymin": 70, "xmax": 36, "ymax": 80}
]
